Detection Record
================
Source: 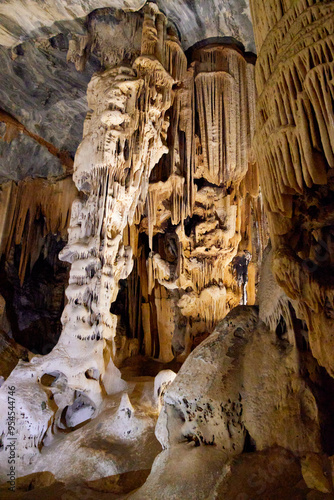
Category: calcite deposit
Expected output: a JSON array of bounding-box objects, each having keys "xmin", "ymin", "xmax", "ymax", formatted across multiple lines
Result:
[
  {"xmin": 0, "ymin": 0, "xmax": 334, "ymax": 499},
  {"xmin": 250, "ymin": 0, "xmax": 334, "ymax": 377},
  {"xmin": 133, "ymin": 41, "xmax": 266, "ymax": 362}
]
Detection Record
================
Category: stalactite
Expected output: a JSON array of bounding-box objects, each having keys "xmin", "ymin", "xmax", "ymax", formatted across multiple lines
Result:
[
  {"xmin": 253, "ymin": 1, "xmax": 334, "ymax": 218},
  {"xmin": 0, "ymin": 177, "xmax": 76, "ymax": 284},
  {"xmin": 250, "ymin": 0, "xmax": 334, "ymax": 376},
  {"xmin": 193, "ymin": 46, "xmax": 253, "ymax": 186},
  {"xmin": 0, "ymin": 181, "xmax": 16, "ymax": 257},
  {"xmin": 147, "ymin": 252, "xmax": 177, "ymax": 295},
  {"xmin": 154, "ymin": 284, "xmax": 176, "ymax": 363},
  {"xmin": 195, "ymin": 71, "xmax": 233, "ymax": 185},
  {"xmin": 179, "ymin": 67, "xmax": 196, "ymax": 218},
  {"xmin": 67, "ymin": 34, "xmax": 90, "ymax": 72},
  {"xmin": 147, "ymin": 189, "xmax": 157, "ymax": 252},
  {"xmin": 141, "ymin": 3, "xmax": 159, "ymax": 57},
  {"xmin": 164, "ymin": 36, "xmax": 187, "ymax": 81}
]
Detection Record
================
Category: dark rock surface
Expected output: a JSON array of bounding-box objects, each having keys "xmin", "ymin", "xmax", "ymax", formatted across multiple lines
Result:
[
  {"xmin": 0, "ymin": 234, "xmax": 70, "ymax": 354},
  {"xmin": 158, "ymin": 0, "xmax": 254, "ymax": 52},
  {"xmin": 0, "ymin": 1, "xmax": 255, "ymax": 181},
  {"xmin": 0, "ymin": 0, "xmax": 255, "ymax": 51},
  {"xmin": 0, "ymin": 34, "xmax": 100, "ymax": 181}
]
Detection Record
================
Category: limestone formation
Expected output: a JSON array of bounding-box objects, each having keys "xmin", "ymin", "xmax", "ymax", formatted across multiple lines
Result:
[
  {"xmin": 0, "ymin": 3, "xmax": 175, "ymax": 476},
  {"xmin": 155, "ymin": 305, "xmax": 320, "ymax": 455},
  {"xmin": 0, "ymin": 177, "xmax": 76, "ymax": 285},
  {"xmin": 250, "ymin": 0, "xmax": 334, "ymax": 377},
  {"xmin": 132, "ymin": 42, "xmax": 266, "ymax": 363},
  {"xmin": 1, "ymin": 0, "xmax": 334, "ymax": 498},
  {"xmin": 0, "ymin": 5, "xmax": 266, "ymax": 366},
  {"xmin": 0, "ymin": 177, "xmax": 77, "ymax": 354}
]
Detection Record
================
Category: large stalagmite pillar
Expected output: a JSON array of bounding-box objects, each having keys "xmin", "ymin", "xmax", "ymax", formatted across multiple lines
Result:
[
  {"xmin": 250, "ymin": 0, "xmax": 334, "ymax": 375},
  {"xmin": 0, "ymin": 4, "xmax": 174, "ymax": 466}
]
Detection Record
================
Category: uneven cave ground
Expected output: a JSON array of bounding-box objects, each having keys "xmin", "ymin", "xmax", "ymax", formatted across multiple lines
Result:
[{"xmin": 1, "ymin": 0, "xmax": 334, "ymax": 499}]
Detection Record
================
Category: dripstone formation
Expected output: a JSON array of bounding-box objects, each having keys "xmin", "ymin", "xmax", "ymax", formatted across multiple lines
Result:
[
  {"xmin": 0, "ymin": 1, "xmax": 334, "ymax": 499},
  {"xmin": 251, "ymin": 0, "xmax": 334, "ymax": 379}
]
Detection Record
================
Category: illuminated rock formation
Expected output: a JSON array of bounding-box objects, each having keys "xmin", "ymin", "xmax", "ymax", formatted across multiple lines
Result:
[
  {"xmin": 250, "ymin": 0, "xmax": 334, "ymax": 377},
  {"xmin": 0, "ymin": 177, "xmax": 77, "ymax": 354},
  {"xmin": 0, "ymin": 3, "xmax": 268, "ymax": 481},
  {"xmin": 0, "ymin": 3, "xmax": 175, "ymax": 476},
  {"xmin": 0, "ymin": 177, "xmax": 76, "ymax": 285},
  {"xmin": 133, "ymin": 42, "xmax": 266, "ymax": 363},
  {"xmin": 0, "ymin": 7, "xmax": 266, "ymax": 370},
  {"xmin": 157, "ymin": 304, "xmax": 321, "ymax": 456}
]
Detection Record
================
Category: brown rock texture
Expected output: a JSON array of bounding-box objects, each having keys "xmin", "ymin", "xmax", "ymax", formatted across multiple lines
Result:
[
  {"xmin": 128, "ymin": 41, "xmax": 267, "ymax": 363},
  {"xmin": 250, "ymin": 0, "xmax": 334, "ymax": 376},
  {"xmin": 0, "ymin": 177, "xmax": 76, "ymax": 353}
]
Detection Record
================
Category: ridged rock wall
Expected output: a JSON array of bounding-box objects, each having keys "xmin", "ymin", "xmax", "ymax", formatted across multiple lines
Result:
[
  {"xmin": 0, "ymin": 178, "xmax": 76, "ymax": 284},
  {"xmin": 250, "ymin": 0, "xmax": 334, "ymax": 377},
  {"xmin": 0, "ymin": 177, "xmax": 76, "ymax": 353}
]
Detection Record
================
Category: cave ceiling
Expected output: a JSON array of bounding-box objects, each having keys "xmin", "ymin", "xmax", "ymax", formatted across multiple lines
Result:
[
  {"xmin": 0, "ymin": 0, "xmax": 255, "ymax": 51},
  {"xmin": 0, "ymin": 0, "xmax": 254, "ymax": 181}
]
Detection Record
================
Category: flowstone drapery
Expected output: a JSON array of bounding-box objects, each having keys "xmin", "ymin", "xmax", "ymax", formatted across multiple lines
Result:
[{"xmin": 133, "ymin": 42, "xmax": 267, "ymax": 363}]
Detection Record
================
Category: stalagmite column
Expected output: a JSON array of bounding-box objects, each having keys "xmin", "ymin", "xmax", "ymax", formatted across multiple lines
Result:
[
  {"xmin": 60, "ymin": 49, "xmax": 173, "ymax": 375},
  {"xmin": 250, "ymin": 0, "xmax": 334, "ymax": 375},
  {"xmin": 0, "ymin": 4, "xmax": 174, "ymax": 462}
]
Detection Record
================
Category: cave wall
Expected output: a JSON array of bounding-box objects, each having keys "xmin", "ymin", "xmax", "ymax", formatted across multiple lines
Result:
[
  {"xmin": 249, "ymin": 0, "xmax": 334, "ymax": 377},
  {"xmin": 0, "ymin": 177, "xmax": 76, "ymax": 355}
]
